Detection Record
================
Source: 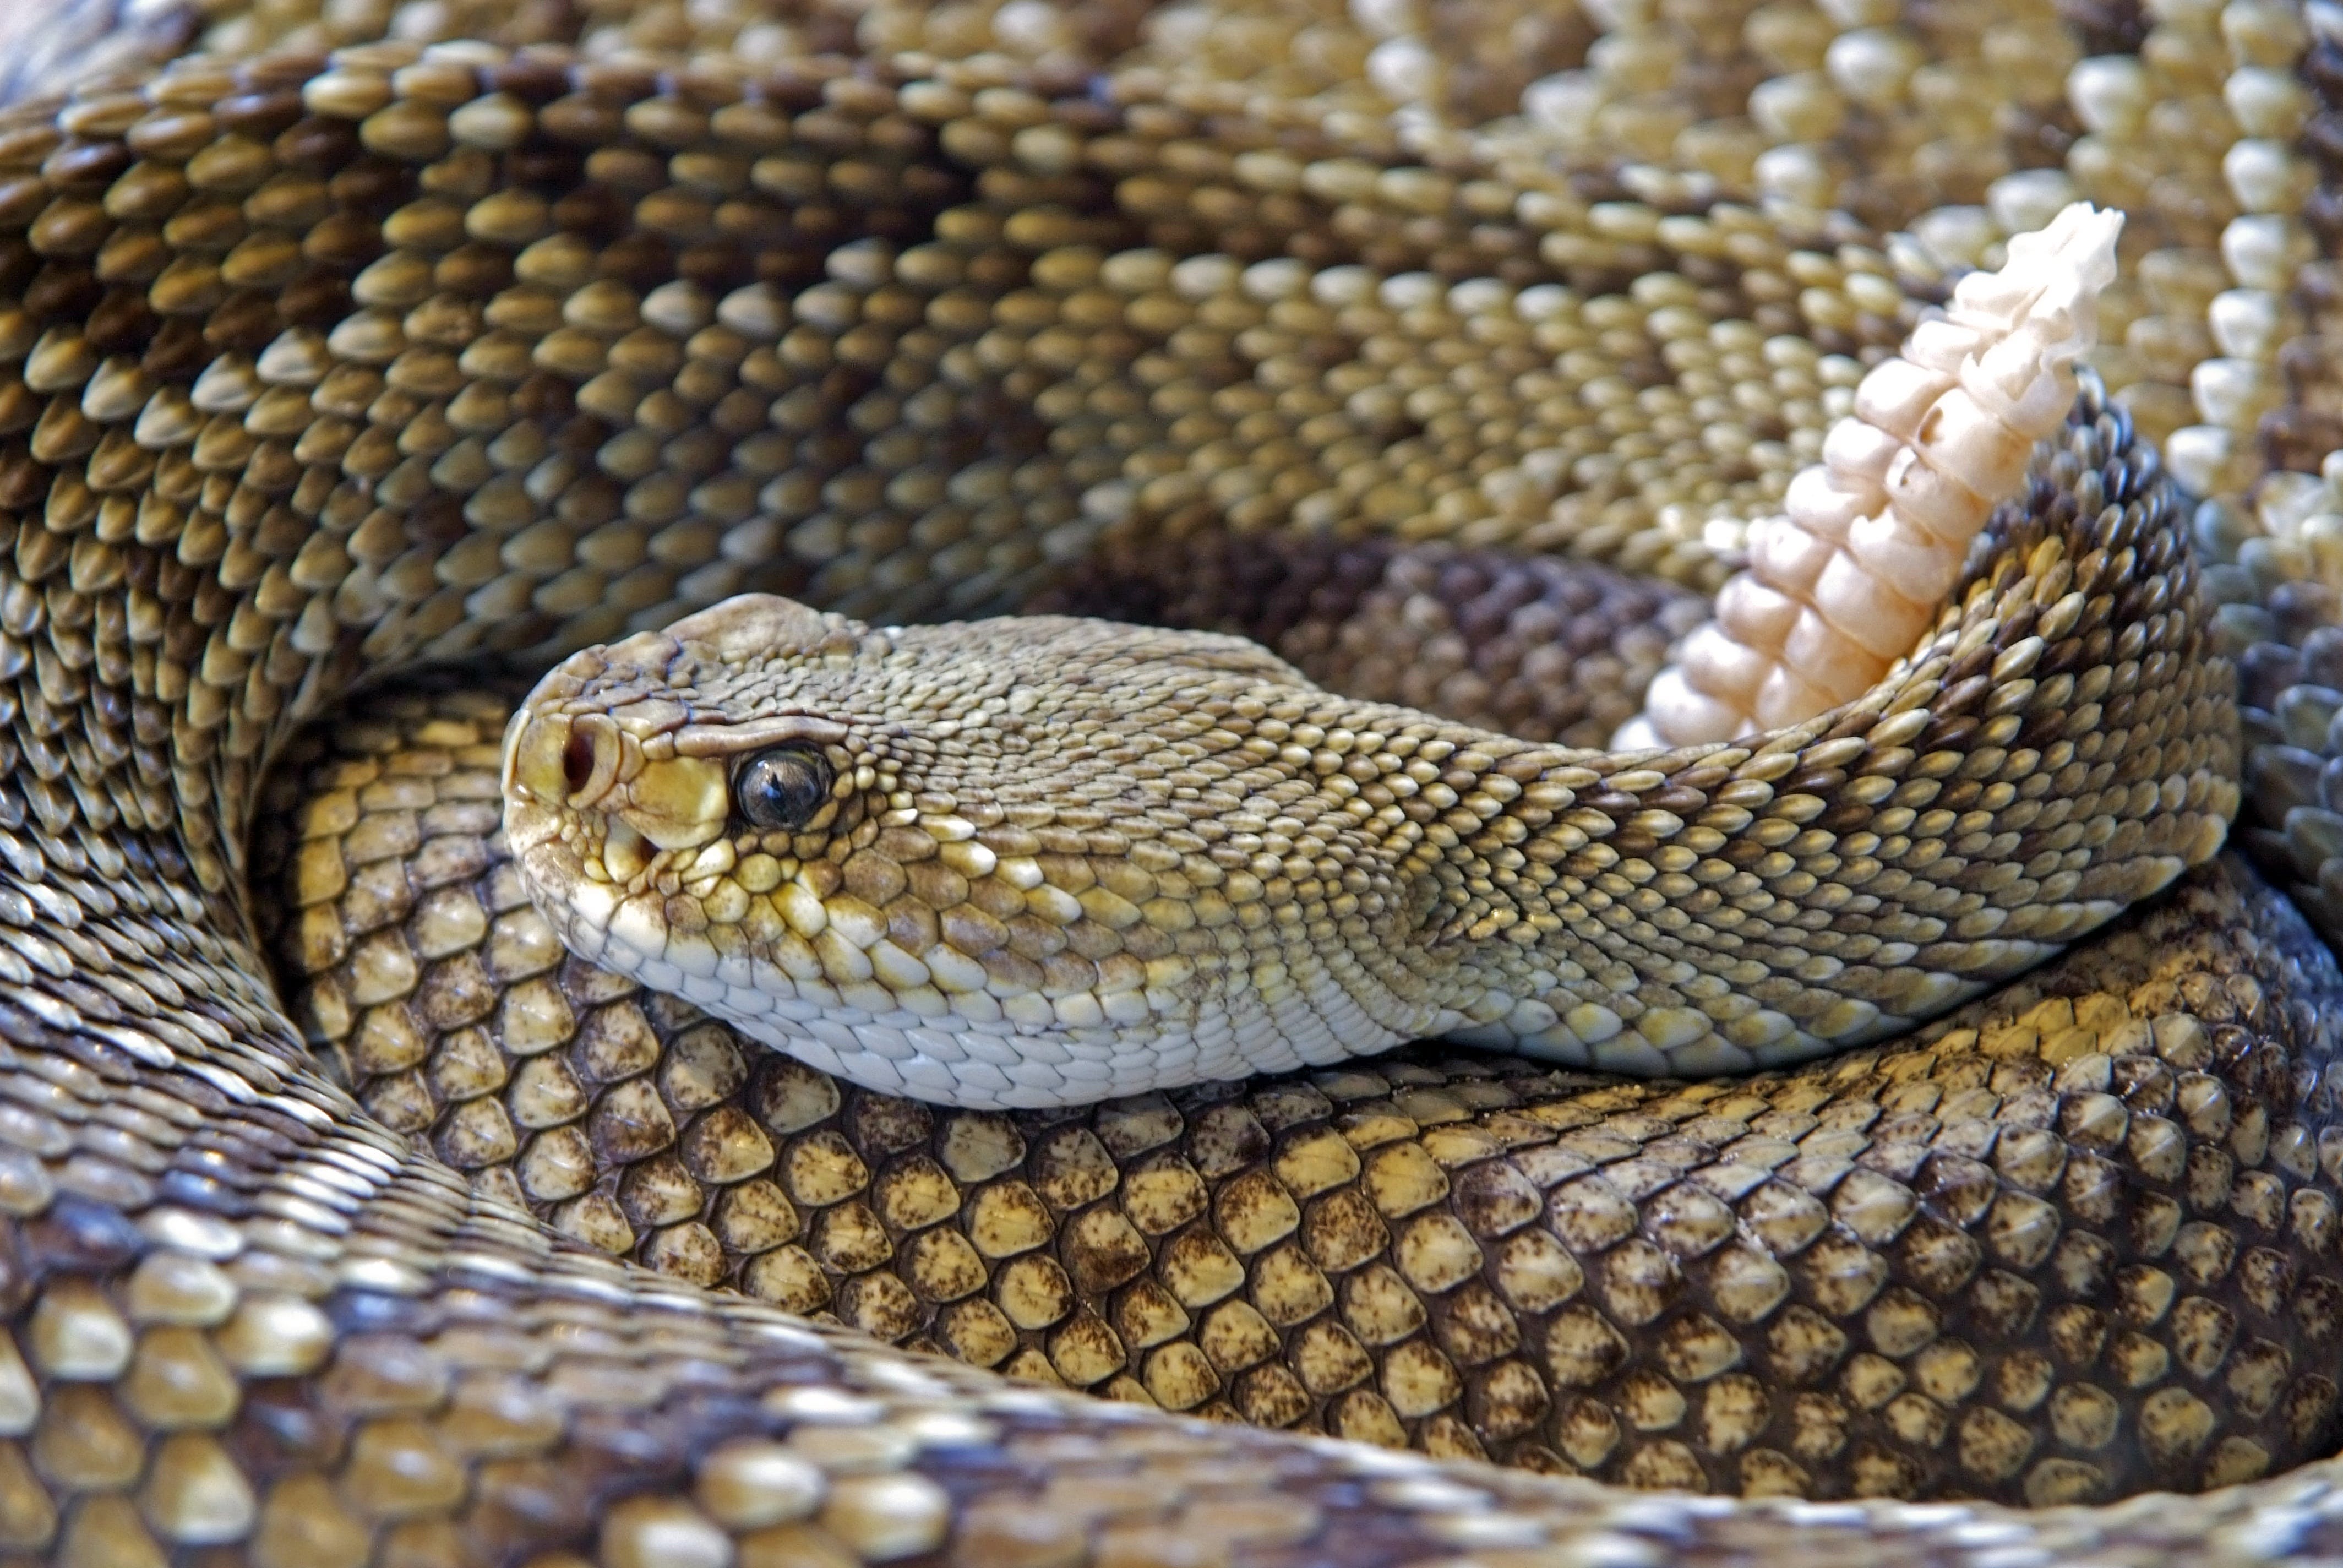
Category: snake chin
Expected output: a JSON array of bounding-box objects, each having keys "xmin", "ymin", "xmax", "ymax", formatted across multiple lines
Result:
[{"xmin": 506, "ymin": 816, "xmax": 1445, "ymax": 1111}]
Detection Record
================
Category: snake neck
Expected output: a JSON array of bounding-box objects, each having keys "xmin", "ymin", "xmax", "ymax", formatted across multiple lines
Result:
[{"xmin": 1349, "ymin": 397, "xmax": 2242, "ymax": 1074}]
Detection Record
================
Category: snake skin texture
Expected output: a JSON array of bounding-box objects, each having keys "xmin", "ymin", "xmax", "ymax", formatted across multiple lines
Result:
[{"xmin": 5, "ymin": 0, "xmax": 2343, "ymax": 1557}]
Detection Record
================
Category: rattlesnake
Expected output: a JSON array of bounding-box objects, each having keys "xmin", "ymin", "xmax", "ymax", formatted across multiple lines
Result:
[{"xmin": 9, "ymin": 0, "xmax": 2343, "ymax": 1560}]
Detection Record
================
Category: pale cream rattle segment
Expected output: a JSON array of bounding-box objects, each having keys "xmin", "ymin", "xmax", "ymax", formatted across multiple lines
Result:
[{"xmin": 1617, "ymin": 202, "xmax": 2126, "ymax": 749}]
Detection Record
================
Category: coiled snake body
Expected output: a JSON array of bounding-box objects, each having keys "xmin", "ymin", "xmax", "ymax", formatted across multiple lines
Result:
[{"xmin": 8, "ymin": 0, "xmax": 2343, "ymax": 1559}]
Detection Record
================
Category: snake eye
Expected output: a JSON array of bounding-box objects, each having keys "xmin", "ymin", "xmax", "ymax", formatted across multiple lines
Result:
[{"xmin": 735, "ymin": 747, "xmax": 833, "ymax": 831}]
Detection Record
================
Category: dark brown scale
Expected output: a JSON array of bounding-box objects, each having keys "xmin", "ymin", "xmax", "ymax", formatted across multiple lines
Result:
[
  {"xmin": 38, "ymin": 134, "xmax": 129, "ymax": 191},
  {"xmin": 277, "ymin": 271, "xmax": 352, "ymax": 325},
  {"xmin": 300, "ymin": 209, "xmax": 383, "ymax": 269},
  {"xmin": 19, "ymin": 258, "xmax": 97, "ymax": 318},
  {"xmin": 81, "ymin": 287, "xmax": 154, "ymax": 350},
  {"xmin": 322, "ymin": 151, "xmax": 412, "ymax": 213},
  {"xmin": 273, "ymin": 113, "xmax": 362, "ymax": 172},
  {"xmin": 212, "ymin": 89, "xmax": 306, "ymax": 140}
]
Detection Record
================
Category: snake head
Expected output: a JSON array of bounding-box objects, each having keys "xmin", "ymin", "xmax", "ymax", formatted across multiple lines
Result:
[
  {"xmin": 503, "ymin": 597, "xmax": 874, "ymax": 962},
  {"xmin": 504, "ymin": 594, "xmax": 860, "ymax": 870},
  {"xmin": 498, "ymin": 590, "xmax": 1473, "ymax": 1109}
]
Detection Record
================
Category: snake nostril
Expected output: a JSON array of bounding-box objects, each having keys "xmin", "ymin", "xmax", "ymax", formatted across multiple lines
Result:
[{"xmin": 563, "ymin": 729, "xmax": 597, "ymax": 795}]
